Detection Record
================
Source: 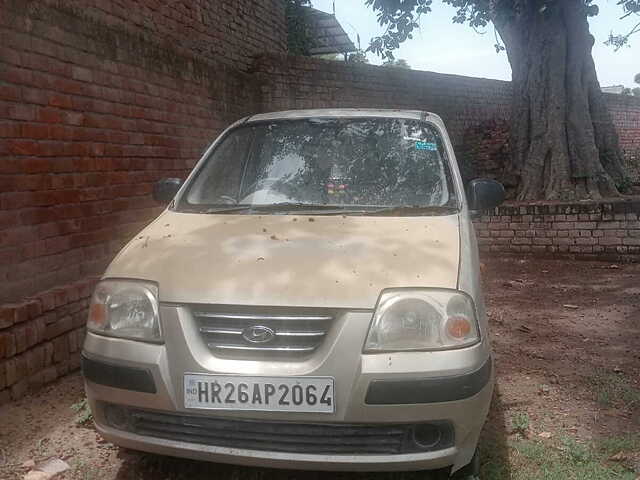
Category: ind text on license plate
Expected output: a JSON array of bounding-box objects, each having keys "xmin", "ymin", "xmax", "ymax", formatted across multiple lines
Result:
[{"xmin": 184, "ymin": 374, "xmax": 335, "ymax": 413}]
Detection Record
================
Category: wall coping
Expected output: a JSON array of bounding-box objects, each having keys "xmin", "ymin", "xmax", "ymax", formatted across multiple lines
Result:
[{"xmin": 490, "ymin": 196, "xmax": 640, "ymax": 215}]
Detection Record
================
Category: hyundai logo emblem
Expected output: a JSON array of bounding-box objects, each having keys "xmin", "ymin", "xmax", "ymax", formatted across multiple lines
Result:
[{"xmin": 242, "ymin": 326, "xmax": 276, "ymax": 344}]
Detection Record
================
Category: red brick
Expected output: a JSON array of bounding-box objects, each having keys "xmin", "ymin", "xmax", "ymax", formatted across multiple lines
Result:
[
  {"xmin": 48, "ymin": 93, "xmax": 73, "ymax": 109},
  {"xmin": 21, "ymin": 123, "xmax": 51, "ymax": 139},
  {"xmin": 44, "ymin": 342, "xmax": 54, "ymax": 366},
  {"xmin": 37, "ymin": 107, "xmax": 65, "ymax": 123},
  {"xmin": 0, "ymin": 303, "xmax": 29, "ymax": 328},
  {"xmin": 0, "ymin": 84, "xmax": 21, "ymax": 101},
  {"xmin": 26, "ymin": 346, "xmax": 45, "ymax": 376},
  {"xmin": 0, "ymin": 332, "xmax": 16, "ymax": 359},
  {"xmin": 52, "ymin": 335, "xmax": 69, "ymax": 363},
  {"xmin": 0, "ymin": 361, "xmax": 6, "ymax": 390},
  {"xmin": 45, "ymin": 315, "xmax": 73, "ymax": 340},
  {"xmin": 7, "ymin": 139, "xmax": 40, "ymax": 155},
  {"xmin": 13, "ymin": 325, "xmax": 27, "ymax": 354},
  {"xmin": 24, "ymin": 320, "xmax": 40, "ymax": 348},
  {"xmin": 38, "ymin": 291, "xmax": 57, "ymax": 312},
  {"xmin": 7, "ymin": 104, "xmax": 36, "ymax": 121}
]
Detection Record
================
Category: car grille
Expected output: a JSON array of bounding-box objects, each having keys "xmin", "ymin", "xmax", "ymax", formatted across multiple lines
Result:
[
  {"xmin": 191, "ymin": 308, "xmax": 334, "ymax": 356},
  {"xmin": 108, "ymin": 406, "xmax": 453, "ymax": 454}
]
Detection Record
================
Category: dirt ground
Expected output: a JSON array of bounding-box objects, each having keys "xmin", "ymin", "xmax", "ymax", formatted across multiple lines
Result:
[{"xmin": 1, "ymin": 257, "xmax": 639, "ymax": 479}]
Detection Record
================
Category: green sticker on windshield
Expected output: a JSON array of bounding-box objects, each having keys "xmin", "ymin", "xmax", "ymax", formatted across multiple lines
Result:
[{"xmin": 416, "ymin": 141, "xmax": 437, "ymax": 151}]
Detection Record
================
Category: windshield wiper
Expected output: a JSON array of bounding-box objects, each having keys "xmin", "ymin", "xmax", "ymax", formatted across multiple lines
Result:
[
  {"xmin": 250, "ymin": 203, "xmax": 385, "ymax": 215},
  {"xmin": 362, "ymin": 205, "xmax": 458, "ymax": 216},
  {"xmin": 203, "ymin": 205, "xmax": 253, "ymax": 214},
  {"xmin": 201, "ymin": 203, "xmax": 351, "ymax": 214}
]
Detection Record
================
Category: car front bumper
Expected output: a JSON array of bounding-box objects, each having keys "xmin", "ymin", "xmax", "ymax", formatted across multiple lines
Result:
[{"xmin": 82, "ymin": 306, "xmax": 493, "ymax": 473}]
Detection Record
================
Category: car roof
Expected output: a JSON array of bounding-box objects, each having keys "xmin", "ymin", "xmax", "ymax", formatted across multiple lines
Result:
[{"xmin": 246, "ymin": 108, "xmax": 444, "ymax": 126}]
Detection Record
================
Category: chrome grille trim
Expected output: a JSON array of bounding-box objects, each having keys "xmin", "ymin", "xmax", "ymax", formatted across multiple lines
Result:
[
  {"xmin": 192, "ymin": 308, "xmax": 334, "ymax": 357},
  {"xmin": 210, "ymin": 344, "xmax": 317, "ymax": 352},
  {"xmin": 199, "ymin": 327, "xmax": 326, "ymax": 337},
  {"xmin": 194, "ymin": 312, "xmax": 332, "ymax": 322}
]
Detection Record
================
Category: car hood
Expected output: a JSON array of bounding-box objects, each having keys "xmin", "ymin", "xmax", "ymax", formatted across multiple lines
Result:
[{"xmin": 105, "ymin": 210, "xmax": 460, "ymax": 309}]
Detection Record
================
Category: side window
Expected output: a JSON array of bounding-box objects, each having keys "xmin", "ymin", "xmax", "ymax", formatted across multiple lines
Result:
[{"xmin": 186, "ymin": 128, "xmax": 253, "ymax": 204}]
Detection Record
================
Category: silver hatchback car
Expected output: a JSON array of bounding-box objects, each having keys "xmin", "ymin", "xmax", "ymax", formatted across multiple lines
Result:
[{"xmin": 82, "ymin": 109, "xmax": 504, "ymax": 478}]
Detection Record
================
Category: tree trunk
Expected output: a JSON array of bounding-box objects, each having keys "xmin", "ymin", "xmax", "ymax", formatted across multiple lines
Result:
[{"xmin": 494, "ymin": 0, "xmax": 628, "ymax": 201}]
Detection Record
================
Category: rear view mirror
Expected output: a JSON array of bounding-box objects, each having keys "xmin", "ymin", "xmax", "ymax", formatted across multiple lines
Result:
[
  {"xmin": 153, "ymin": 178, "xmax": 182, "ymax": 204},
  {"xmin": 467, "ymin": 178, "xmax": 505, "ymax": 212}
]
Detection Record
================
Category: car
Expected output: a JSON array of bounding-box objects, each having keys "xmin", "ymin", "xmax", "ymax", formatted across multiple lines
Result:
[{"xmin": 81, "ymin": 109, "xmax": 504, "ymax": 479}]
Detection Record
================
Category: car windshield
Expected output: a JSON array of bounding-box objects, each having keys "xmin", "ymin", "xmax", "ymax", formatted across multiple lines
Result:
[{"xmin": 178, "ymin": 117, "xmax": 458, "ymax": 214}]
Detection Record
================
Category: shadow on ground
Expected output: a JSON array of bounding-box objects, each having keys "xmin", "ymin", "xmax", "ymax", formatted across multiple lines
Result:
[{"xmin": 479, "ymin": 385, "xmax": 512, "ymax": 479}]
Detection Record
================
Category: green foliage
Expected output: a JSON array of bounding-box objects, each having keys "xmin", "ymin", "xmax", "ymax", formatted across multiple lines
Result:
[
  {"xmin": 286, "ymin": 0, "xmax": 314, "ymax": 56},
  {"xmin": 511, "ymin": 411, "xmax": 530, "ymax": 436},
  {"xmin": 598, "ymin": 433, "xmax": 640, "ymax": 455},
  {"xmin": 382, "ymin": 58, "xmax": 411, "ymax": 69},
  {"xmin": 347, "ymin": 50, "xmax": 369, "ymax": 64},
  {"xmin": 71, "ymin": 397, "xmax": 93, "ymax": 425},
  {"xmin": 481, "ymin": 436, "xmax": 638, "ymax": 480},
  {"xmin": 590, "ymin": 369, "xmax": 640, "ymax": 409},
  {"xmin": 365, "ymin": 0, "xmax": 640, "ymax": 58}
]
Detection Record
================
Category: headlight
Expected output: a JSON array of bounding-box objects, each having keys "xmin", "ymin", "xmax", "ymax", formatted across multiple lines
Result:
[
  {"xmin": 87, "ymin": 280, "xmax": 161, "ymax": 342},
  {"xmin": 364, "ymin": 289, "xmax": 480, "ymax": 352}
]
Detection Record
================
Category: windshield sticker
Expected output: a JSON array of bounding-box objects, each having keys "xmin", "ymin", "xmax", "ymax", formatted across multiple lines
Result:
[{"xmin": 416, "ymin": 141, "xmax": 437, "ymax": 151}]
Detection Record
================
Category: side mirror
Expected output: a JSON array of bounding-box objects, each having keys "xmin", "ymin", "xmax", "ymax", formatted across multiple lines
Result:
[
  {"xmin": 153, "ymin": 178, "xmax": 182, "ymax": 204},
  {"xmin": 467, "ymin": 178, "xmax": 505, "ymax": 212}
]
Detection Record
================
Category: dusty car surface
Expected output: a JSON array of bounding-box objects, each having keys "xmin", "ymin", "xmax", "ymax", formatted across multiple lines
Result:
[{"xmin": 82, "ymin": 109, "xmax": 504, "ymax": 478}]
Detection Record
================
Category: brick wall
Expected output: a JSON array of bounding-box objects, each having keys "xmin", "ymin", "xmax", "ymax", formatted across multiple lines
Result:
[
  {"xmin": 255, "ymin": 53, "xmax": 640, "ymax": 186},
  {"xmin": 0, "ymin": 0, "xmax": 286, "ymax": 304},
  {"xmin": 0, "ymin": 0, "xmax": 287, "ymax": 402},
  {"xmin": 0, "ymin": 277, "xmax": 97, "ymax": 403},
  {"xmin": 475, "ymin": 200, "xmax": 640, "ymax": 261},
  {"xmin": 606, "ymin": 93, "xmax": 640, "ymax": 184}
]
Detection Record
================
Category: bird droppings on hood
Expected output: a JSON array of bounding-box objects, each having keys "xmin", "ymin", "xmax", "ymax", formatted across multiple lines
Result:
[
  {"xmin": 308, "ymin": 218, "xmax": 315, "ymax": 222},
  {"xmin": 270, "ymin": 234, "xmax": 278, "ymax": 240},
  {"xmin": 292, "ymin": 218, "xmax": 298, "ymax": 222},
  {"xmin": 262, "ymin": 228, "xmax": 268, "ymax": 233},
  {"xmin": 164, "ymin": 224, "xmax": 170, "ymax": 227},
  {"xmin": 142, "ymin": 236, "xmax": 149, "ymax": 248},
  {"xmin": 257, "ymin": 257, "xmax": 265, "ymax": 261}
]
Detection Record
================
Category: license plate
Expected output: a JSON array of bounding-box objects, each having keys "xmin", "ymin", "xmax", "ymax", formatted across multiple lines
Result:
[{"xmin": 184, "ymin": 374, "xmax": 335, "ymax": 413}]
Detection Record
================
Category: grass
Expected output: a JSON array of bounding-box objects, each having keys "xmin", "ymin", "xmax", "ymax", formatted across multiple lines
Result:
[
  {"xmin": 598, "ymin": 433, "xmax": 640, "ymax": 455},
  {"xmin": 510, "ymin": 412, "xmax": 530, "ymax": 436},
  {"xmin": 590, "ymin": 369, "xmax": 640, "ymax": 409},
  {"xmin": 71, "ymin": 397, "xmax": 93, "ymax": 425},
  {"xmin": 480, "ymin": 433, "xmax": 639, "ymax": 480}
]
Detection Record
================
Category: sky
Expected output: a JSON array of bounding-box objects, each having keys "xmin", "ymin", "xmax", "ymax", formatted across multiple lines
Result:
[{"xmin": 312, "ymin": 0, "xmax": 640, "ymax": 87}]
